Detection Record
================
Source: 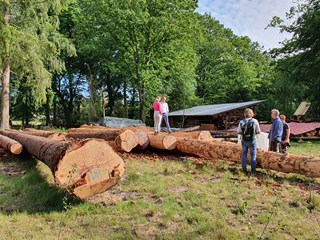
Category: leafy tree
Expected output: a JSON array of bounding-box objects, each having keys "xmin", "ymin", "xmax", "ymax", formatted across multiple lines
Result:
[
  {"xmin": 97, "ymin": 0, "xmax": 199, "ymax": 122},
  {"xmin": 270, "ymin": 0, "xmax": 320, "ymax": 117},
  {"xmin": 196, "ymin": 14, "xmax": 273, "ymax": 111},
  {"xmin": 0, "ymin": 0, "xmax": 74, "ymax": 129}
]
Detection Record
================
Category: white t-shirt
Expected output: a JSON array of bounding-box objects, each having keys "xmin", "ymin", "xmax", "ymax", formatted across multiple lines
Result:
[{"xmin": 160, "ymin": 102, "xmax": 169, "ymax": 114}]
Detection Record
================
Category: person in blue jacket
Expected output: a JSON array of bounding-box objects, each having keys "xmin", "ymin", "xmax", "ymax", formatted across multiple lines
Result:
[{"xmin": 268, "ymin": 109, "xmax": 283, "ymax": 152}]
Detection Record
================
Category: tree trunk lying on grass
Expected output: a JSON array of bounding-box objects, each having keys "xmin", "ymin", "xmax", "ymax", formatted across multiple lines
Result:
[
  {"xmin": 179, "ymin": 126, "xmax": 201, "ymax": 132},
  {"xmin": 210, "ymin": 131, "xmax": 238, "ymax": 139},
  {"xmin": 176, "ymin": 138, "xmax": 320, "ymax": 178},
  {"xmin": 170, "ymin": 131, "xmax": 213, "ymax": 141},
  {"xmin": 0, "ymin": 134, "xmax": 23, "ymax": 155},
  {"xmin": 0, "ymin": 130, "xmax": 125, "ymax": 199},
  {"xmin": 24, "ymin": 128, "xmax": 66, "ymax": 141},
  {"xmin": 68, "ymin": 127, "xmax": 149, "ymax": 150},
  {"xmin": 66, "ymin": 129, "xmax": 138, "ymax": 152},
  {"xmin": 147, "ymin": 133, "xmax": 177, "ymax": 150}
]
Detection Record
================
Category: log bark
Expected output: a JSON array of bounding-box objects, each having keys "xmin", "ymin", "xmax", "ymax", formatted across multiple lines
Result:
[
  {"xmin": 147, "ymin": 133, "xmax": 177, "ymax": 150},
  {"xmin": 179, "ymin": 126, "xmax": 201, "ymax": 132},
  {"xmin": 68, "ymin": 127, "xmax": 148, "ymax": 150},
  {"xmin": 0, "ymin": 130, "xmax": 125, "ymax": 199},
  {"xmin": 0, "ymin": 134, "xmax": 23, "ymax": 155},
  {"xmin": 210, "ymin": 131, "xmax": 238, "ymax": 139},
  {"xmin": 79, "ymin": 124, "xmax": 109, "ymax": 130},
  {"xmin": 66, "ymin": 129, "xmax": 138, "ymax": 152},
  {"xmin": 170, "ymin": 131, "xmax": 213, "ymax": 141},
  {"xmin": 24, "ymin": 128, "xmax": 66, "ymax": 141},
  {"xmin": 176, "ymin": 138, "xmax": 320, "ymax": 178},
  {"xmin": 68, "ymin": 127, "xmax": 116, "ymax": 133}
]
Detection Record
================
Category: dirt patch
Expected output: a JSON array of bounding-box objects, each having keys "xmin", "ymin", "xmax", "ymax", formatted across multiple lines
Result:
[
  {"xmin": 0, "ymin": 165, "xmax": 26, "ymax": 177},
  {"xmin": 119, "ymin": 149, "xmax": 212, "ymax": 167},
  {"xmin": 0, "ymin": 148, "xmax": 9, "ymax": 159}
]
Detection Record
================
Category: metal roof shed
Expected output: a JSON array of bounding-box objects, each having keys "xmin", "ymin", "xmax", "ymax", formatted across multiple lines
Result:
[
  {"xmin": 170, "ymin": 100, "xmax": 264, "ymax": 116},
  {"xmin": 169, "ymin": 100, "xmax": 265, "ymax": 129}
]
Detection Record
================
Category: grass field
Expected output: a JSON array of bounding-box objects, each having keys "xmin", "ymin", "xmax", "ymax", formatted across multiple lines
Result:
[{"xmin": 0, "ymin": 142, "xmax": 320, "ymax": 240}]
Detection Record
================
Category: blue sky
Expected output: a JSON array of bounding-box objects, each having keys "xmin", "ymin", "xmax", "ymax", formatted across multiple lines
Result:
[{"xmin": 197, "ymin": 0, "xmax": 294, "ymax": 50}]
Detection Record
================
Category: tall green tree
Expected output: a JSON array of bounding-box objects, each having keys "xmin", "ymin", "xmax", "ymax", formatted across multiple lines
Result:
[
  {"xmin": 270, "ymin": 0, "xmax": 320, "ymax": 117},
  {"xmin": 98, "ymin": 0, "xmax": 199, "ymax": 122},
  {"xmin": 196, "ymin": 14, "xmax": 273, "ymax": 109},
  {"xmin": 0, "ymin": 0, "xmax": 74, "ymax": 129}
]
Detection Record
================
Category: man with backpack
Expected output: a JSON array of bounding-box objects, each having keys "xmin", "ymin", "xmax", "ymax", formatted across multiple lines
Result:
[{"xmin": 237, "ymin": 108, "xmax": 261, "ymax": 175}]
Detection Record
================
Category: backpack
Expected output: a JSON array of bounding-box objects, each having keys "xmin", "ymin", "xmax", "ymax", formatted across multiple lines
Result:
[{"xmin": 241, "ymin": 119, "xmax": 255, "ymax": 141}]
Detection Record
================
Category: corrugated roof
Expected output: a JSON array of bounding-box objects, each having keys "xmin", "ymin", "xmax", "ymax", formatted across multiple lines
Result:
[
  {"xmin": 169, "ymin": 100, "xmax": 265, "ymax": 117},
  {"xmin": 238, "ymin": 122, "xmax": 320, "ymax": 136}
]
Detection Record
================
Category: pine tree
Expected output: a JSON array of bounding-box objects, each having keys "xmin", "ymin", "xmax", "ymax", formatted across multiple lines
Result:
[{"xmin": 0, "ymin": 0, "xmax": 74, "ymax": 129}]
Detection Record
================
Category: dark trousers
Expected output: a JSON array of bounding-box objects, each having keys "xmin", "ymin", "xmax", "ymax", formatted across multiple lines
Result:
[
  {"xmin": 280, "ymin": 142, "xmax": 288, "ymax": 153},
  {"xmin": 270, "ymin": 140, "xmax": 280, "ymax": 152}
]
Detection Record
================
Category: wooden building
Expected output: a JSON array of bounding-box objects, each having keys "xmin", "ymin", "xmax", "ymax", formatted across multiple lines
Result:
[{"xmin": 169, "ymin": 100, "xmax": 265, "ymax": 130}]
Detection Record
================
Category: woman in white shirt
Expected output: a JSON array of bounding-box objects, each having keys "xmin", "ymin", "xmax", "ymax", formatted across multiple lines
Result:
[{"xmin": 160, "ymin": 96, "xmax": 172, "ymax": 133}]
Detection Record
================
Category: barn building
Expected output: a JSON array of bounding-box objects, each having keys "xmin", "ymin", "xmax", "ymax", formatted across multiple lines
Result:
[{"xmin": 169, "ymin": 100, "xmax": 265, "ymax": 130}]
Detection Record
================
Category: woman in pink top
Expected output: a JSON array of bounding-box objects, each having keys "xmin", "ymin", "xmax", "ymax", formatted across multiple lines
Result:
[{"xmin": 152, "ymin": 96, "xmax": 162, "ymax": 135}]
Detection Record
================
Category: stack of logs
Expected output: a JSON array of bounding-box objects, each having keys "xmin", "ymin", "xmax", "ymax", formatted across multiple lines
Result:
[{"xmin": 1, "ymin": 125, "xmax": 320, "ymax": 199}]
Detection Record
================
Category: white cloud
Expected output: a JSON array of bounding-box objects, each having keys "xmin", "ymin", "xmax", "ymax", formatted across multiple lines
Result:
[{"xmin": 197, "ymin": 0, "xmax": 294, "ymax": 50}]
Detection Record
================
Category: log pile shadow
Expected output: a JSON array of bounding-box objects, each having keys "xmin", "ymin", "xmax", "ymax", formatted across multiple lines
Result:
[{"xmin": 0, "ymin": 150, "xmax": 81, "ymax": 215}]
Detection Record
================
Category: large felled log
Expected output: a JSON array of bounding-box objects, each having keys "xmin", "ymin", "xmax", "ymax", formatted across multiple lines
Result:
[
  {"xmin": 179, "ymin": 126, "xmax": 201, "ymax": 132},
  {"xmin": 24, "ymin": 128, "xmax": 66, "ymax": 141},
  {"xmin": 210, "ymin": 131, "xmax": 238, "ymax": 139},
  {"xmin": 24, "ymin": 128, "xmax": 56, "ymax": 137},
  {"xmin": 147, "ymin": 133, "xmax": 177, "ymax": 150},
  {"xmin": 176, "ymin": 138, "xmax": 320, "ymax": 178},
  {"xmin": 0, "ymin": 130, "xmax": 125, "ymax": 199},
  {"xmin": 170, "ymin": 131, "xmax": 213, "ymax": 141},
  {"xmin": 68, "ymin": 127, "xmax": 149, "ymax": 150},
  {"xmin": 0, "ymin": 134, "xmax": 23, "ymax": 155},
  {"xmin": 66, "ymin": 129, "xmax": 138, "ymax": 152}
]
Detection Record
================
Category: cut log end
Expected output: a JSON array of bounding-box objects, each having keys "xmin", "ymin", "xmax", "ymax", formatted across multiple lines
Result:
[
  {"xmin": 55, "ymin": 139, "xmax": 125, "ymax": 199},
  {"xmin": 134, "ymin": 130, "xmax": 150, "ymax": 149},
  {"xmin": 198, "ymin": 131, "xmax": 213, "ymax": 141},
  {"xmin": 10, "ymin": 144, "xmax": 23, "ymax": 155},
  {"xmin": 115, "ymin": 130, "xmax": 138, "ymax": 152},
  {"xmin": 0, "ymin": 134, "xmax": 23, "ymax": 155}
]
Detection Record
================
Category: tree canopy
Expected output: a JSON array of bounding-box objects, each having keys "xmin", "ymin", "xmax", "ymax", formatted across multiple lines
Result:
[{"xmin": 1, "ymin": 0, "xmax": 319, "ymax": 129}]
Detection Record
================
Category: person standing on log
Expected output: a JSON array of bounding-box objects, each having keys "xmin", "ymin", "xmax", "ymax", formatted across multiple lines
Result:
[
  {"xmin": 268, "ymin": 109, "xmax": 283, "ymax": 152},
  {"xmin": 280, "ymin": 114, "xmax": 290, "ymax": 153},
  {"xmin": 237, "ymin": 108, "xmax": 261, "ymax": 174},
  {"xmin": 160, "ymin": 96, "xmax": 172, "ymax": 133},
  {"xmin": 152, "ymin": 96, "xmax": 163, "ymax": 135}
]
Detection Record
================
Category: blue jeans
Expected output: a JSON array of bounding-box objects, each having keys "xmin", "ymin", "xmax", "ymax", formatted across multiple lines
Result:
[
  {"xmin": 161, "ymin": 113, "xmax": 171, "ymax": 131},
  {"xmin": 241, "ymin": 140, "xmax": 257, "ymax": 173}
]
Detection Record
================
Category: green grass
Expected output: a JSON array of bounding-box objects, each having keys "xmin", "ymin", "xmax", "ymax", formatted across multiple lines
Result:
[
  {"xmin": 288, "ymin": 141, "xmax": 320, "ymax": 157},
  {"xmin": 0, "ymin": 142, "xmax": 320, "ymax": 239}
]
